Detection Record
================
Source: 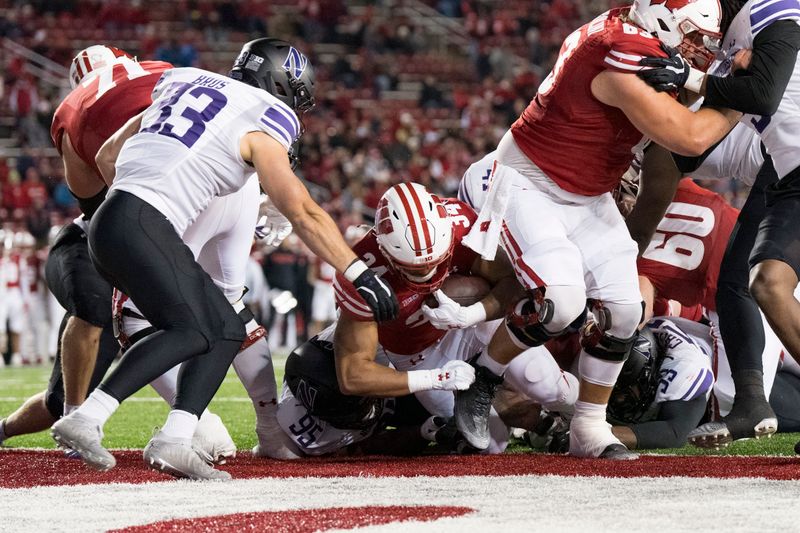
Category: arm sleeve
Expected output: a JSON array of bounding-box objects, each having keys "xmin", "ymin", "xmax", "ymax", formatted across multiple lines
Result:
[
  {"xmin": 671, "ymin": 137, "xmax": 725, "ymax": 174},
  {"xmin": 705, "ymin": 20, "xmax": 800, "ymax": 115},
  {"xmin": 630, "ymin": 395, "xmax": 708, "ymax": 449}
]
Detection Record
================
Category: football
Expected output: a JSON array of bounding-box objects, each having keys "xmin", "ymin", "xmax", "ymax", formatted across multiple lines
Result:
[{"xmin": 426, "ymin": 275, "xmax": 491, "ymax": 307}]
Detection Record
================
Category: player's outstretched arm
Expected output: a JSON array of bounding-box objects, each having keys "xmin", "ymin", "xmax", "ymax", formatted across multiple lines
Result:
[
  {"xmin": 591, "ymin": 71, "xmax": 740, "ymax": 156},
  {"xmin": 334, "ymin": 313, "xmax": 475, "ymax": 397},
  {"xmin": 625, "ymin": 144, "xmax": 683, "ymax": 255},
  {"xmin": 95, "ymin": 111, "xmax": 144, "ymax": 185},
  {"xmin": 244, "ymin": 132, "xmax": 398, "ymax": 322},
  {"xmin": 613, "ymin": 396, "xmax": 707, "ymax": 450}
]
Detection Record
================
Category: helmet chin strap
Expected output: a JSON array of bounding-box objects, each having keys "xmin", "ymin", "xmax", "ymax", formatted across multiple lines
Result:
[{"xmin": 404, "ymin": 267, "xmax": 437, "ymax": 283}]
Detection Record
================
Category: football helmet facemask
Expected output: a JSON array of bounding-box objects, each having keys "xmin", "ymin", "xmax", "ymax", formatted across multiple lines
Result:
[{"xmin": 629, "ymin": 0, "xmax": 723, "ymax": 71}]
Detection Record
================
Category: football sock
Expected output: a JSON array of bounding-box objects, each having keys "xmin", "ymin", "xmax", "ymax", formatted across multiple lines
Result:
[
  {"xmin": 477, "ymin": 349, "xmax": 508, "ymax": 377},
  {"xmin": 161, "ymin": 409, "xmax": 198, "ymax": 442},
  {"xmin": 573, "ymin": 400, "xmax": 607, "ymax": 420},
  {"xmin": 77, "ymin": 389, "xmax": 119, "ymax": 425}
]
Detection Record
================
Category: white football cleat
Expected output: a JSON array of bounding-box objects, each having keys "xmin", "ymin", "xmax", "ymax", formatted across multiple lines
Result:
[
  {"xmin": 192, "ymin": 412, "xmax": 236, "ymax": 464},
  {"xmin": 252, "ymin": 416, "xmax": 303, "ymax": 460},
  {"xmin": 144, "ymin": 431, "xmax": 231, "ymax": 481},
  {"xmin": 569, "ymin": 415, "xmax": 638, "ymax": 460},
  {"xmin": 51, "ymin": 412, "xmax": 116, "ymax": 471}
]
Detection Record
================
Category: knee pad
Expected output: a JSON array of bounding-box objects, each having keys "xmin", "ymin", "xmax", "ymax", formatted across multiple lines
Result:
[
  {"xmin": 505, "ymin": 287, "xmax": 588, "ymax": 349},
  {"xmin": 506, "ymin": 347, "xmax": 578, "ymax": 409},
  {"xmin": 589, "ymin": 300, "xmax": 644, "ymax": 340}
]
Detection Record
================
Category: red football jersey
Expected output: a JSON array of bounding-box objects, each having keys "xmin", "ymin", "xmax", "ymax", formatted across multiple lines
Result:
[
  {"xmin": 50, "ymin": 60, "xmax": 172, "ymax": 176},
  {"xmin": 637, "ymin": 179, "xmax": 738, "ymax": 312},
  {"xmin": 334, "ymin": 199, "xmax": 478, "ymax": 355},
  {"xmin": 511, "ymin": 8, "xmax": 667, "ymax": 196}
]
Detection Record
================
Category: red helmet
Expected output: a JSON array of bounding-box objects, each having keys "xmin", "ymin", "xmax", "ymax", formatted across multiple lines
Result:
[
  {"xmin": 69, "ymin": 45, "xmax": 135, "ymax": 88},
  {"xmin": 375, "ymin": 183, "xmax": 455, "ymax": 293}
]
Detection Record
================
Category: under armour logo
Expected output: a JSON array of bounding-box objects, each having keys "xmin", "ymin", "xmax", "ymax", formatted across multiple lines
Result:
[
  {"xmin": 283, "ymin": 47, "xmax": 308, "ymax": 78},
  {"xmin": 409, "ymin": 354, "xmax": 425, "ymax": 366}
]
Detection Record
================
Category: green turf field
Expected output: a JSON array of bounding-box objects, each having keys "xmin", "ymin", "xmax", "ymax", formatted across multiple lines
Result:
[{"xmin": 2, "ymin": 362, "xmax": 799, "ymax": 456}]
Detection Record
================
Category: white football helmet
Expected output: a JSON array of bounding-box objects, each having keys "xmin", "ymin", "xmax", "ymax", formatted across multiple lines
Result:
[
  {"xmin": 68, "ymin": 45, "xmax": 135, "ymax": 89},
  {"xmin": 375, "ymin": 183, "xmax": 454, "ymax": 292},
  {"xmin": 629, "ymin": 0, "xmax": 722, "ymax": 71}
]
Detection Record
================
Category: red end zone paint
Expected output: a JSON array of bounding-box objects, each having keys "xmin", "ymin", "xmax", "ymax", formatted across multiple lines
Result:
[
  {"xmin": 3, "ymin": 450, "xmax": 800, "ymax": 488},
  {"xmin": 109, "ymin": 505, "xmax": 474, "ymax": 533}
]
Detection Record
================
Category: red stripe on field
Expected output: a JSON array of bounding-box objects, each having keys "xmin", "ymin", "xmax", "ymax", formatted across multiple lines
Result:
[
  {"xmin": 109, "ymin": 505, "xmax": 473, "ymax": 533},
  {"xmin": 3, "ymin": 451, "xmax": 800, "ymax": 488}
]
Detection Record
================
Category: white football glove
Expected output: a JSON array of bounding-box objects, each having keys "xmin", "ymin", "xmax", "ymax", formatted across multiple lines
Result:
[
  {"xmin": 421, "ymin": 289, "xmax": 487, "ymax": 330},
  {"xmin": 407, "ymin": 360, "xmax": 476, "ymax": 392},
  {"xmin": 255, "ymin": 197, "xmax": 293, "ymax": 247}
]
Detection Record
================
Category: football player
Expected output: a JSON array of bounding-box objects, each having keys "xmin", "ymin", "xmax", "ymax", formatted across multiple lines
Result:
[
  {"xmin": 112, "ymin": 184, "xmax": 302, "ymax": 478},
  {"xmin": 51, "ymin": 38, "xmax": 398, "ymax": 478},
  {"xmin": 638, "ymin": 0, "xmax": 800, "ymax": 445},
  {"xmin": 451, "ymin": 0, "xmax": 737, "ymax": 459},
  {"xmin": 1, "ymin": 46, "xmax": 171, "ymax": 446}
]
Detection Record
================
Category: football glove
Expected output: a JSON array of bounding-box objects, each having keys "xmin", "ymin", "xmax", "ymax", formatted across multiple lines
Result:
[
  {"xmin": 421, "ymin": 290, "xmax": 487, "ymax": 330},
  {"xmin": 255, "ymin": 196, "xmax": 293, "ymax": 247},
  {"xmin": 638, "ymin": 44, "xmax": 700, "ymax": 93},
  {"xmin": 344, "ymin": 259, "xmax": 399, "ymax": 322},
  {"xmin": 407, "ymin": 360, "xmax": 476, "ymax": 393}
]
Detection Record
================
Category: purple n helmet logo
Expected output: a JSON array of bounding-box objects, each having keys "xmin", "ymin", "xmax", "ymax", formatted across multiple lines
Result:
[{"xmin": 282, "ymin": 47, "xmax": 308, "ymax": 78}]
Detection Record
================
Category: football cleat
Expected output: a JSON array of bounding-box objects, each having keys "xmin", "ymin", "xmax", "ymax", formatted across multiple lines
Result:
[
  {"xmin": 51, "ymin": 413, "xmax": 116, "ymax": 471},
  {"xmin": 454, "ymin": 362, "xmax": 504, "ymax": 450},
  {"xmin": 192, "ymin": 412, "xmax": 236, "ymax": 465},
  {"xmin": 688, "ymin": 400, "xmax": 777, "ymax": 449},
  {"xmin": 569, "ymin": 415, "xmax": 638, "ymax": 460},
  {"xmin": 599, "ymin": 443, "xmax": 639, "ymax": 460},
  {"xmin": 252, "ymin": 417, "xmax": 303, "ymax": 460},
  {"xmin": 144, "ymin": 431, "xmax": 231, "ymax": 481}
]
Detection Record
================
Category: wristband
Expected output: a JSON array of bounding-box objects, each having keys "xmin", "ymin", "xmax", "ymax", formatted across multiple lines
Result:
[
  {"xmin": 343, "ymin": 259, "xmax": 368, "ymax": 282},
  {"xmin": 462, "ymin": 302, "xmax": 488, "ymax": 327},
  {"xmin": 407, "ymin": 369, "xmax": 434, "ymax": 393},
  {"xmin": 685, "ymin": 67, "xmax": 705, "ymax": 94}
]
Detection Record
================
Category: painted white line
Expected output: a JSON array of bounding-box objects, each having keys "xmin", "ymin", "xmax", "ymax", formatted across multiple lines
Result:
[{"xmin": 2, "ymin": 474, "xmax": 798, "ymax": 532}]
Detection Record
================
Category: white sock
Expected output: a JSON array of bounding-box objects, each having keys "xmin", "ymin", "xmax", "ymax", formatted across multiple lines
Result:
[
  {"xmin": 573, "ymin": 400, "xmax": 608, "ymax": 421},
  {"xmin": 160, "ymin": 409, "xmax": 198, "ymax": 442},
  {"xmin": 63, "ymin": 403, "xmax": 79, "ymax": 416},
  {"xmin": 76, "ymin": 389, "xmax": 119, "ymax": 425},
  {"xmin": 477, "ymin": 348, "xmax": 508, "ymax": 377}
]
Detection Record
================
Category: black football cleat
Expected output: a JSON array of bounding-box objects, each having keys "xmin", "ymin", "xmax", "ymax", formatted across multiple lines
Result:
[
  {"xmin": 454, "ymin": 362, "xmax": 504, "ymax": 450},
  {"xmin": 688, "ymin": 398, "xmax": 777, "ymax": 449}
]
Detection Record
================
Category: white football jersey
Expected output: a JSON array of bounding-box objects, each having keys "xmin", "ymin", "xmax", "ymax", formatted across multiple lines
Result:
[
  {"xmin": 712, "ymin": 0, "xmax": 800, "ymax": 179},
  {"xmin": 112, "ymin": 67, "xmax": 300, "ymax": 235},
  {"xmin": 457, "ymin": 150, "xmax": 496, "ymax": 212},
  {"xmin": 648, "ymin": 317, "xmax": 715, "ymax": 407}
]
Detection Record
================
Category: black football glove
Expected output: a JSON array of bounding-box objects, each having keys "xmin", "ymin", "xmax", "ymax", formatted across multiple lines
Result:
[
  {"xmin": 637, "ymin": 44, "xmax": 691, "ymax": 93},
  {"xmin": 347, "ymin": 260, "xmax": 399, "ymax": 322}
]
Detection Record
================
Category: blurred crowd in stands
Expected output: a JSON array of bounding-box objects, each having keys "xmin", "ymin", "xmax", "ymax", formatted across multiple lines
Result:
[{"xmin": 0, "ymin": 0, "xmax": 750, "ymax": 362}]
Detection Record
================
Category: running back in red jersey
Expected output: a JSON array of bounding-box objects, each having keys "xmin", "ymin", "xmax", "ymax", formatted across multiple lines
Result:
[
  {"xmin": 637, "ymin": 178, "xmax": 739, "ymax": 312},
  {"xmin": 333, "ymin": 199, "xmax": 478, "ymax": 356},
  {"xmin": 511, "ymin": 7, "xmax": 669, "ymax": 196},
  {"xmin": 50, "ymin": 60, "xmax": 173, "ymax": 175}
]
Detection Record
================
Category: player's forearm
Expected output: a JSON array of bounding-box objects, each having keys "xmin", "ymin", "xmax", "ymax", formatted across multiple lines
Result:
[
  {"xmin": 481, "ymin": 276, "xmax": 525, "ymax": 321},
  {"xmin": 337, "ymin": 358, "xmax": 415, "ymax": 397},
  {"xmin": 95, "ymin": 112, "xmax": 143, "ymax": 185},
  {"xmin": 625, "ymin": 145, "xmax": 682, "ymax": 256},
  {"xmin": 611, "ymin": 425, "xmax": 638, "ymax": 449},
  {"xmin": 289, "ymin": 201, "xmax": 357, "ymax": 274}
]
